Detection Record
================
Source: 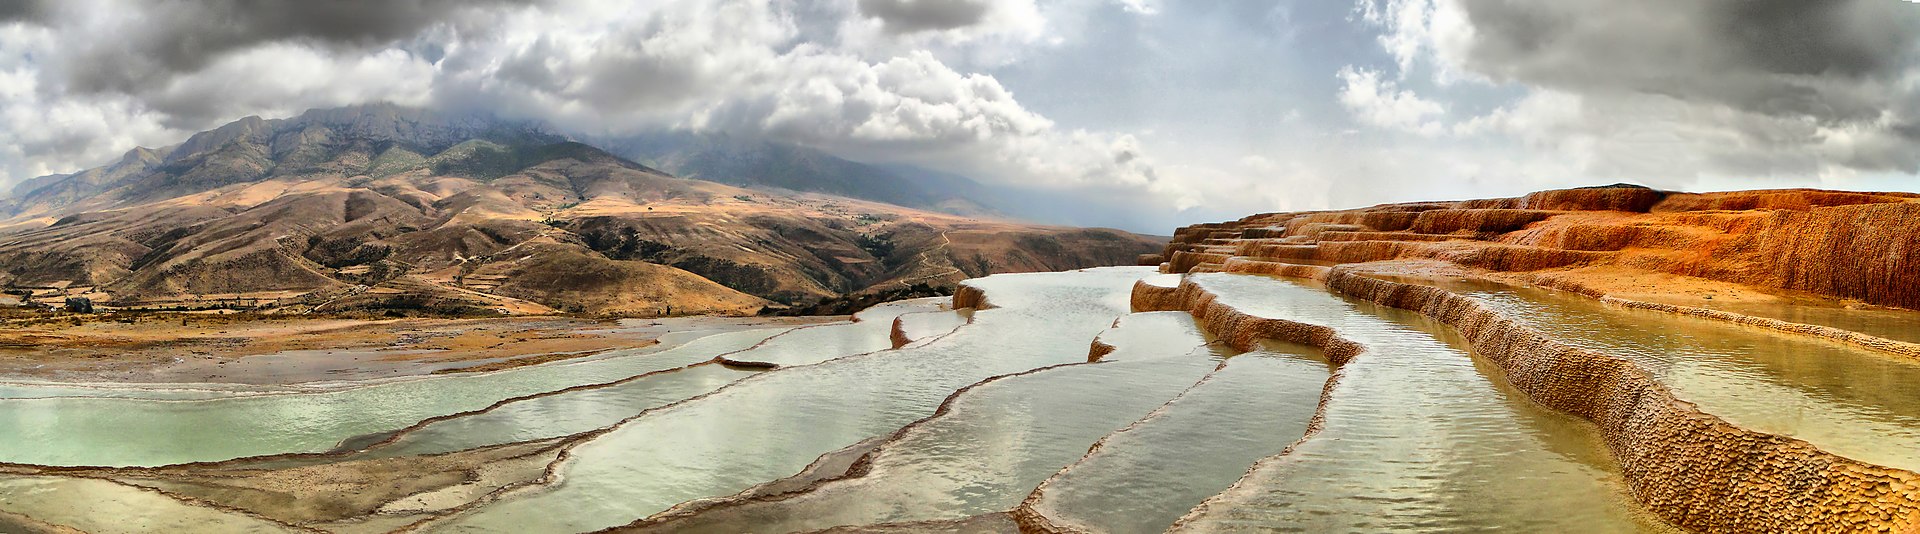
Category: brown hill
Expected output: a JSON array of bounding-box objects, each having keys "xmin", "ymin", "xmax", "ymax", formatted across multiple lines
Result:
[
  {"xmin": 0, "ymin": 105, "xmax": 1164, "ymax": 316},
  {"xmin": 1150, "ymin": 184, "xmax": 1920, "ymax": 310}
]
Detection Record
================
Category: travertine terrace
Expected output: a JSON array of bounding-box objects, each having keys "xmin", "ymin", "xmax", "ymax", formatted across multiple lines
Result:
[
  {"xmin": 4, "ymin": 188, "xmax": 1919, "ymax": 533},
  {"xmin": 1144, "ymin": 185, "xmax": 1920, "ymax": 533},
  {"xmin": 1156, "ymin": 185, "xmax": 1920, "ymax": 311}
]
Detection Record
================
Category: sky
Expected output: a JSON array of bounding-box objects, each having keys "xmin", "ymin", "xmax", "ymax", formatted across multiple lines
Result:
[{"xmin": 1, "ymin": 0, "xmax": 1917, "ymax": 233}]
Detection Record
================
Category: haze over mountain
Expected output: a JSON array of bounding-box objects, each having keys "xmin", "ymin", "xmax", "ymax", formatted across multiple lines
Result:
[
  {"xmin": 0, "ymin": 104, "xmax": 1163, "ymax": 316},
  {"xmin": 596, "ymin": 132, "xmax": 1004, "ymax": 218}
]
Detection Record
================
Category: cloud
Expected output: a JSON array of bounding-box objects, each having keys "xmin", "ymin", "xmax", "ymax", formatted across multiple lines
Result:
[
  {"xmin": 34, "ymin": 0, "xmax": 534, "ymax": 98},
  {"xmin": 0, "ymin": 1, "xmax": 45, "ymax": 22},
  {"xmin": 857, "ymin": 0, "xmax": 994, "ymax": 33},
  {"xmin": 1348, "ymin": 0, "xmax": 1920, "ymax": 184},
  {"xmin": 1456, "ymin": 0, "xmax": 1920, "ymax": 125},
  {"xmin": 832, "ymin": 0, "xmax": 1047, "ymax": 65},
  {"xmin": 1336, "ymin": 66, "xmax": 1446, "ymax": 135},
  {"xmin": 1115, "ymin": 0, "xmax": 1159, "ymax": 15},
  {"xmin": 9, "ymin": 0, "xmax": 1919, "ymax": 233},
  {"xmin": 0, "ymin": 0, "xmax": 1186, "ymax": 230},
  {"xmin": 430, "ymin": 1, "xmax": 1065, "ymax": 154}
]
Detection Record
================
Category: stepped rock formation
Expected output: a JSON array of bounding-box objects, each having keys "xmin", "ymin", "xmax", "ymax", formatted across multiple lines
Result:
[
  {"xmin": 0, "ymin": 105, "xmax": 1163, "ymax": 316},
  {"xmin": 1151, "ymin": 184, "xmax": 1920, "ymax": 310},
  {"xmin": 1142, "ymin": 184, "xmax": 1920, "ymax": 533},
  {"xmin": 12, "ymin": 182, "xmax": 1920, "ymax": 532}
]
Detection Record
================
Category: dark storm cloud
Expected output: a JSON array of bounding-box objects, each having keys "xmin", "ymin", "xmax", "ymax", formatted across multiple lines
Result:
[
  {"xmin": 857, "ymin": 0, "xmax": 991, "ymax": 34},
  {"xmin": 0, "ymin": 0, "xmax": 49, "ymax": 22},
  {"xmin": 1457, "ymin": 0, "xmax": 1920, "ymax": 124},
  {"xmin": 1705, "ymin": 1, "xmax": 1912, "ymax": 78},
  {"xmin": 55, "ymin": 0, "xmax": 536, "ymax": 95}
]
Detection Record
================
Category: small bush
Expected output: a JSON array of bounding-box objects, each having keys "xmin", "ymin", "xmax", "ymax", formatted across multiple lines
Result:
[{"xmin": 64, "ymin": 297, "xmax": 94, "ymax": 314}]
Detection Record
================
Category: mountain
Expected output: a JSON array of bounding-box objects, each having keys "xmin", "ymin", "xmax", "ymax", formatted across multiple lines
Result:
[
  {"xmin": 0, "ymin": 104, "xmax": 1165, "ymax": 316},
  {"xmin": 596, "ymin": 132, "xmax": 1002, "ymax": 217},
  {"xmin": 594, "ymin": 132, "xmax": 1170, "ymax": 231}
]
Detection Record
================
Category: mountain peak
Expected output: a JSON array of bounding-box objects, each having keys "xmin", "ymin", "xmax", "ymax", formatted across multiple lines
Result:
[
  {"xmin": 286, "ymin": 103, "xmax": 560, "ymax": 154},
  {"xmin": 595, "ymin": 131, "xmax": 1001, "ymax": 217},
  {"xmin": 167, "ymin": 115, "xmax": 272, "ymax": 162},
  {"xmin": 116, "ymin": 146, "xmax": 161, "ymax": 167}
]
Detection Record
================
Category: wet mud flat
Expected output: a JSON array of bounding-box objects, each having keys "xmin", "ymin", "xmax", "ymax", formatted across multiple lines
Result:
[{"xmin": 0, "ymin": 312, "xmax": 839, "ymax": 385}]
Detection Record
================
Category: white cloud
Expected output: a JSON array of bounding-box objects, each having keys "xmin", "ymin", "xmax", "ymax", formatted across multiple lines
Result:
[
  {"xmin": 0, "ymin": 23, "xmax": 180, "ymax": 192},
  {"xmin": 1336, "ymin": 66, "xmax": 1446, "ymax": 136},
  {"xmin": 1355, "ymin": 0, "xmax": 1475, "ymax": 83},
  {"xmin": 0, "ymin": 0, "xmax": 1197, "ymax": 230},
  {"xmin": 7, "ymin": 0, "xmax": 1919, "ymax": 232},
  {"xmin": 1348, "ymin": 0, "xmax": 1920, "ymax": 191},
  {"xmin": 1116, "ymin": 0, "xmax": 1159, "ymax": 15}
]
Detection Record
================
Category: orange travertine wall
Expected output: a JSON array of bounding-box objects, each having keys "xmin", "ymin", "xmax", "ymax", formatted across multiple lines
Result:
[{"xmin": 1156, "ymin": 186, "xmax": 1920, "ymax": 310}]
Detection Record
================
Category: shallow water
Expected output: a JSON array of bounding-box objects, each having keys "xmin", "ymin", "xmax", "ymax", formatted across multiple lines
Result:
[
  {"xmin": 0, "ymin": 475, "xmax": 297, "ymax": 533},
  {"xmin": 425, "ymin": 267, "xmax": 1158, "ymax": 533},
  {"xmin": 0, "ymin": 329, "xmax": 725, "ymax": 401},
  {"xmin": 0, "ymin": 320, "xmax": 759, "ymax": 400},
  {"xmin": 1170, "ymin": 273, "xmax": 1667, "ymax": 532},
  {"xmin": 891, "ymin": 309, "xmax": 972, "ymax": 346},
  {"xmin": 356, "ymin": 302, "xmax": 952, "ymax": 459},
  {"xmin": 361, "ymin": 364, "xmax": 758, "ymax": 458},
  {"xmin": 1032, "ymin": 343, "xmax": 1329, "ymax": 534},
  {"xmin": 1141, "ymin": 273, "xmax": 1183, "ymax": 288},
  {"xmin": 642, "ymin": 311, "xmax": 1234, "ymax": 532},
  {"xmin": 0, "ymin": 267, "xmax": 1775, "ymax": 533},
  {"xmin": 1696, "ymin": 300, "xmax": 1920, "ymax": 345},
  {"xmin": 1455, "ymin": 281, "xmax": 1920, "ymax": 473},
  {"xmin": 717, "ymin": 300, "xmax": 930, "ymax": 367},
  {"xmin": 0, "ymin": 382, "xmax": 291, "ymax": 400},
  {"xmin": 0, "ymin": 327, "xmax": 788, "ymax": 466}
]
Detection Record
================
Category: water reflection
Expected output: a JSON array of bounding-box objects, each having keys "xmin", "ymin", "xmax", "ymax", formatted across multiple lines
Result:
[
  {"xmin": 429, "ymin": 267, "xmax": 1159, "ymax": 533},
  {"xmin": 1171, "ymin": 273, "xmax": 1669, "ymax": 532},
  {"xmin": 1035, "ymin": 343, "xmax": 1329, "ymax": 534},
  {"xmin": 1456, "ymin": 281, "xmax": 1920, "ymax": 472}
]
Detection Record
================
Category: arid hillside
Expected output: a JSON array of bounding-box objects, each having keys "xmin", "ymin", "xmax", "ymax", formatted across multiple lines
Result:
[
  {"xmin": 1150, "ymin": 184, "xmax": 1920, "ymax": 310},
  {"xmin": 0, "ymin": 105, "xmax": 1164, "ymax": 316}
]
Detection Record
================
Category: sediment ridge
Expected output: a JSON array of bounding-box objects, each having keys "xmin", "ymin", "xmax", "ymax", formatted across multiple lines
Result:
[
  {"xmin": 1136, "ymin": 261, "xmax": 1920, "ymax": 532},
  {"xmin": 1590, "ymin": 296, "xmax": 1920, "ymax": 360},
  {"xmin": 1120, "ymin": 277, "xmax": 1352, "ymax": 533},
  {"xmin": 1146, "ymin": 186, "xmax": 1920, "ymax": 530},
  {"xmin": 1324, "ymin": 269, "xmax": 1920, "ymax": 532},
  {"xmin": 0, "ymin": 509, "xmax": 83, "ymax": 534},
  {"xmin": 623, "ymin": 309, "xmax": 1215, "ymax": 532},
  {"xmin": 1012, "ymin": 340, "xmax": 1328, "ymax": 534},
  {"xmin": 0, "ymin": 300, "xmax": 977, "ymax": 531}
]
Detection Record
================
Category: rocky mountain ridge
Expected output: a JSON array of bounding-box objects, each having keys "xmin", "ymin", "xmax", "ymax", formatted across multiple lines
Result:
[{"xmin": 0, "ymin": 104, "xmax": 1164, "ymax": 316}]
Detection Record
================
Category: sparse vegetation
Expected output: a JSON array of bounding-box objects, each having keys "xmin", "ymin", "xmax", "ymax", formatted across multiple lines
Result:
[
  {"xmin": 764, "ymin": 283, "xmax": 953, "ymax": 316},
  {"xmin": 365, "ymin": 145, "xmax": 430, "ymax": 177},
  {"xmin": 429, "ymin": 140, "xmax": 635, "ymax": 181},
  {"xmin": 857, "ymin": 233, "xmax": 895, "ymax": 259},
  {"xmin": 63, "ymin": 297, "xmax": 94, "ymax": 314},
  {"xmin": 577, "ymin": 225, "xmax": 675, "ymax": 262}
]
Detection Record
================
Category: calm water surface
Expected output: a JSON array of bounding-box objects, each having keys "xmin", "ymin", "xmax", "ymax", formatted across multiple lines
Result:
[{"xmin": 1170, "ymin": 273, "xmax": 1669, "ymax": 533}]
